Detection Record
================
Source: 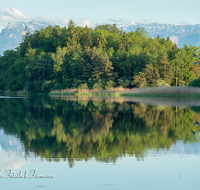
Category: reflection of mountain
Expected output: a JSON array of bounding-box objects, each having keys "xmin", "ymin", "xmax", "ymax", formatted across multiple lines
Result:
[{"xmin": 0, "ymin": 97, "xmax": 200, "ymax": 167}]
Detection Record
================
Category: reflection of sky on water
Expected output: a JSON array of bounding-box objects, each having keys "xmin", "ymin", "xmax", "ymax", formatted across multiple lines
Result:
[
  {"xmin": 0, "ymin": 129, "xmax": 24, "ymax": 151},
  {"xmin": 150, "ymin": 140, "xmax": 200, "ymax": 155},
  {"xmin": 1, "ymin": 96, "xmax": 200, "ymax": 190},
  {"xmin": 0, "ymin": 151, "xmax": 28, "ymax": 170},
  {"xmin": 0, "ymin": 129, "xmax": 32, "ymax": 170},
  {"xmin": 0, "ymin": 129, "xmax": 200, "ymax": 190},
  {"xmin": 1, "ymin": 154, "xmax": 200, "ymax": 190}
]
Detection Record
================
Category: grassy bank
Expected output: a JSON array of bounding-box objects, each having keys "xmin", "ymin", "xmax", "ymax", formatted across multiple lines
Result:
[
  {"xmin": 2, "ymin": 86, "xmax": 200, "ymax": 98},
  {"xmin": 123, "ymin": 86, "xmax": 200, "ymax": 98},
  {"xmin": 49, "ymin": 88, "xmax": 131, "ymax": 97},
  {"xmin": 49, "ymin": 86, "xmax": 200, "ymax": 98},
  {"xmin": 123, "ymin": 93, "xmax": 200, "ymax": 98},
  {"xmin": 1, "ymin": 90, "xmax": 46, "ymax": 97}
]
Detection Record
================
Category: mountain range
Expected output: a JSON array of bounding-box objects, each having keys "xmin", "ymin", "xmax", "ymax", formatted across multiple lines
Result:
[
  {"xmin": 118, "ymin": 22, "xmax": 200, "ymax": 47},
  {"xmin": 0, "ymin": 21, "xmax": 50, "ymax": 55},
  {"xmin": 1, "ymin": 21, "xmax": 200, "ymax": 55}
]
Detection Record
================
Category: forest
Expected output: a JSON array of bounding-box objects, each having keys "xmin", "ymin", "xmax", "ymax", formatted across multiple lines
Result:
[{"xmin": 0, "ymin": 20, "xmax": 200, "ymax": 92}]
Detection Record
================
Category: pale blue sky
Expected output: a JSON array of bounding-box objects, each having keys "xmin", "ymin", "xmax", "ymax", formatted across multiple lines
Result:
[{"xmin": 1, "ymin": 0, "xmax": 200, "ymax": 31}]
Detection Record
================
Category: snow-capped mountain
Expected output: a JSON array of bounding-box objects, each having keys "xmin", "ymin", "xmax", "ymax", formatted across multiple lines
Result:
[
  {"xmin": 0, "ymin": 21, "xmax": 50, "ymax": 55},
  {"xmin": 1, "ymin": 21, "xmax": 200, "ymax": 55},
  {"xmin": 119, "ymin": 22, "xmax": 200, "ymax": 47}
]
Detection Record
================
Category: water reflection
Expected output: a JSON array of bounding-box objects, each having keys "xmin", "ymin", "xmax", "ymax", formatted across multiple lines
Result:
[
  {"xmin": 191, "ymin": 120, "xmax": 200, "ymax": 135},
  {"xmin": 193, "ymin": 119, "xmax": 200, "ymax": 126},
  {"xmin": 0, "ymin": 96, "xmax": 200, "ymax": 168}
]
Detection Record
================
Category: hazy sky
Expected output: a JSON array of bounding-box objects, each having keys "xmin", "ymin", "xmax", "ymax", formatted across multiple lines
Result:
[{"xmin": 1, "ymin": 0, "xmax": 200, "ymax": 31}]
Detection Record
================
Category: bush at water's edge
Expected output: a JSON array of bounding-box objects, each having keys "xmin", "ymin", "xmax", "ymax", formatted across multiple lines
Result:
[{"xmin": 188, "ymin": 78, "xmax": 200, "ymax": 87}]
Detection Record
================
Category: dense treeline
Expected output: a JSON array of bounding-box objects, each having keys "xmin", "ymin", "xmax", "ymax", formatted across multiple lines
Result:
[
  {"xmin": 0, "ymin": 20, "xmax": 200, "ymax": 92},
  {"xmin": 0, "ymin": 97, "xmax": 199, "ymax": 167}
]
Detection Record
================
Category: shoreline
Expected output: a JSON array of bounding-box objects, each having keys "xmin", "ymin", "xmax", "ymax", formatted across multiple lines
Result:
[{"xmin": 2, "ymin": 86, "xmax": 200, "ymax": 98}]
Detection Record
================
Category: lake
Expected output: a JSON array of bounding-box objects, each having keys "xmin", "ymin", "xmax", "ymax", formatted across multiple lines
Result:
[{"xmin": 1, "ymin": 95, "xmax": 200, "ymax": 190}]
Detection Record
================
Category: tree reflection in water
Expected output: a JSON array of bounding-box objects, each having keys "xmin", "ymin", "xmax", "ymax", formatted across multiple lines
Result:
[{"xmin": 0, "ymin": 97, "xmax": 200, "ymax": 167}]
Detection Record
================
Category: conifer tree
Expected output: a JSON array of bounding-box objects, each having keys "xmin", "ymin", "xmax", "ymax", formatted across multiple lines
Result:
[
  {"xmin": 91, "ymin": 47, "xmax": 115, "ymax": 87},
  {"xmin": 82, "ymin": 25, "xmax": 93, "ymax": 48},
  {"xmin": 97, "ymin": 30, "xmax": 107, "ymax": 51},
  {"xmin": 66, "ymin": 20, "xmax": 82, "ymax": 52},
  {"xmin": 119, "ymin": 32, "xmax": 132, "ymax": 52},
  {"xmin": 51, "ymin": 46, "xmax": 68, "ymax": 72},
  {"xmin": 159, "ymin": 53, "xmax": 173, "ymax": 84},
  {"xmin": 66, "ymin": 29, "xmax": 82, "ymax": 52},
  {"xmin": 19, "ymin": 27, "xmax": 31, "ymax": 57},
  {"xmin": 67, "ymin": 20, "xmax": 76, "ymax": 34},
  {"xmin": 132, "ymin": 64, "xmax": 160, "ymax": 87}
]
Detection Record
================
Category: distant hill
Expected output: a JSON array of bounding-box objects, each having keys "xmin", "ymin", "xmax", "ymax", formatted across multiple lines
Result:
[{"xmin": 1, "ymin": 21, "xmax": 200, "ymax": 55}]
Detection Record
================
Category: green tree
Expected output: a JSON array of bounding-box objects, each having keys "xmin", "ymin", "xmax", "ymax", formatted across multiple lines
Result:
[
  {"xmin": 66, "ymin": 20, "xmax": 82, "ymax": 52},
  {"xmin": 51, "ymin": 46, "xmax": 68, "ymax": 72},
  {"xmin": 51, "ymin": 46, "xmax": 68, "ymax": 90},
  {"xmin": 159, "ymin": 52, "xmax": 173, "ymax": 84},
  {"xmin": 91, "ymin": 47, "xmax": 115, "ymax": 87},
  {"xmin": 119, "ymin": 32, "xmax": 132, "ymax": 52},
  {"xmin": 132, "ymin": 63, "xmax": 160, "ymax": 87},
  {"xmin": 82, "ymin": 25, "xmax": 93, "ymax": 49},
  {"xmin": 97, "ymin": 30, "xmax": 107, "ymax": 51}
]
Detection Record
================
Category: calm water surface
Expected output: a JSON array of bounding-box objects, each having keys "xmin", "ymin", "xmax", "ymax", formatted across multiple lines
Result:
[{"xmin": 1, "ymin": 96, "xmax": 200, "ymax": 190}]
